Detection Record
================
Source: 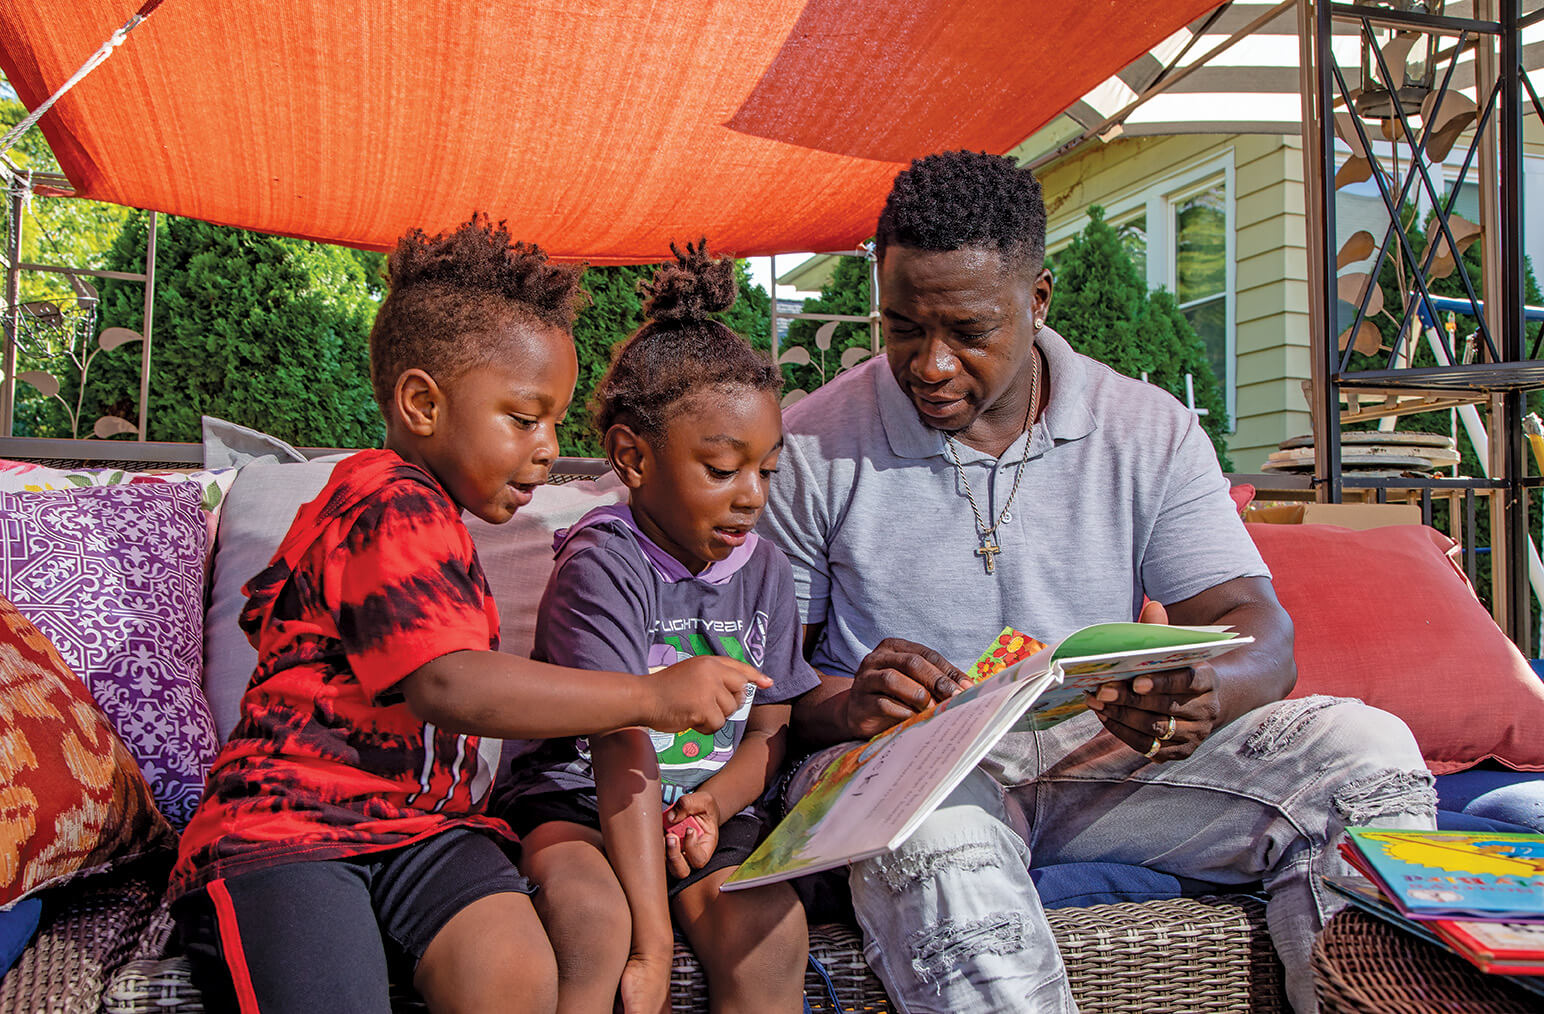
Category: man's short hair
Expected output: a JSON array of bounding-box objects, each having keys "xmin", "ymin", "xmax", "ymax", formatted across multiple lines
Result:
[
  {"xmin": 875, "ymin": 150, "xmax": 1046, "ymax": 272},
  {"xmin": 368, "ymin": 213, "xmax": 586, "ymax": 412}
]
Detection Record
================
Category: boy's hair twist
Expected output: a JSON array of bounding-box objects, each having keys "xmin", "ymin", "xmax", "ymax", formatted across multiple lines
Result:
[{"xmin": 594, "ymin": 240, "xmax": 779, "ymax": 442}]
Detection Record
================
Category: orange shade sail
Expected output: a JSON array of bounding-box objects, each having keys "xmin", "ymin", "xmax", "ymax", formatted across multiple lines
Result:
[{"xmin": 1, "ymin": 1, "xmax": 1218, "ymax": 262}]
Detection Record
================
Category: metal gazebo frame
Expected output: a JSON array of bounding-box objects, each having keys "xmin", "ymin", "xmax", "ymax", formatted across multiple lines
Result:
[{"xmin": 1298, "ymin": 0, "xmax": 1544, "ymax": 647}]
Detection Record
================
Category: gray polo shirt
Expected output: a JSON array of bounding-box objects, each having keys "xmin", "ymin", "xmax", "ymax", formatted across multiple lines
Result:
[{"xmin": 758, "ymin": 326, "xmax": 1268, "ymax": 679}]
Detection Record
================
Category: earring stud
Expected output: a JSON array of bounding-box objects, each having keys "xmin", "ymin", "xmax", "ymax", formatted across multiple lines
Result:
[{"xmin": 1033, "ymin": 317, "xmax": 1045, "ymax": 330}]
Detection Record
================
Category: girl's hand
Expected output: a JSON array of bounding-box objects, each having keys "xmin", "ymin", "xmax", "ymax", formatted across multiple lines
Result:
[
  {"xmin": 616, "ymin": 951, "xmax": 671, "ymax": 1014},
  {"xmin": 663, "ymin": 792, "xmax": 720, "ymax": 877}
]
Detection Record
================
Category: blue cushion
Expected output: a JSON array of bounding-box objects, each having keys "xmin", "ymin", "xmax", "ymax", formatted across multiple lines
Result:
[
  {"xmin": 0, "ymin": 897, "xmax": 42, "ymax": 978},
  {"xmin": 1435, "ymin": 768, "xmax": 1544, "ymax": 832},
  {"xmin": 1436, "ymin": 807, "xmax": 1535, "ymax": 833},
  {"xmin": 1030, "ymin": 862, "xmax": 1209, "ymax": 909}
]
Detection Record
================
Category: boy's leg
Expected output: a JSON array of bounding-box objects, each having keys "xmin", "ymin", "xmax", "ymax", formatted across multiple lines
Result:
[
  {"xmin": 369, "ymin": 828, "xmax": 556, "ymax": 1014},
  {"xmin": 174, "ymin": 860, "xmax": 391, "ymax": 1014},
  {"xmin": 671, "ymin": 814, "xmax": 808, "ymax": 1014},
  {"xmin": 517, "ymin": 821, "xmax": 631, "ymax": 1014},
  {"xmin": 415, "ymin": 893, "xmax": 555, "ymax": 1014}
]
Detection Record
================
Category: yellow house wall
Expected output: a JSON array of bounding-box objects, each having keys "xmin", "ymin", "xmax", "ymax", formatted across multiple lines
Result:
[{"xmin": 1037, "ymin": 133, "xmax": 1311, "ymax": 472}]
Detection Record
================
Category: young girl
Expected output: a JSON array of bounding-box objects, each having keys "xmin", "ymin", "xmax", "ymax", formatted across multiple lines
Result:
[{"xmin": 494, "ymin": 242, "xmax": 815, "ymax": 1014}]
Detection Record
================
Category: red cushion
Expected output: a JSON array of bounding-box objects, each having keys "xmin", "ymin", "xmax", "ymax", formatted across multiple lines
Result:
[
  {"xmin": 0, "ymin": 593, "xmax": 175, "ymax": 907},
  {"xmin": 1228, "ymin": 483, "xmax": 1255, "ymax": 516},
  {"xmin": 1247, "ymin": 522, "xmax": 1544, "ymax": 775}
]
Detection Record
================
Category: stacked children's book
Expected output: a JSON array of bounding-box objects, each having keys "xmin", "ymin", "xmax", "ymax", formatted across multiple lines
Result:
[{"xmin": 1327, "ymin": 827, "xmax": 1544, "ymax": 993}]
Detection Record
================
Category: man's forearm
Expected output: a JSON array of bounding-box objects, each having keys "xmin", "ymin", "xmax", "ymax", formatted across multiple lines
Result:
[
  {"xmin": 790, "ymin": 672, "xmax": 854, "ymax": 747},
  {"xmin": 1168, "ymin": 576, "xmax": 1296, "ymax": 725},
  {"xmin": 1208, "ymin": 601, "xmax": 1296, "ymax": 724}
]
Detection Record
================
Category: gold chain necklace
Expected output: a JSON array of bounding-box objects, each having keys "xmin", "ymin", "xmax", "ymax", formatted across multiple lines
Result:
[{"xmin": 942, "ymin": 353, "xmax": 1040, "ymax": 575}]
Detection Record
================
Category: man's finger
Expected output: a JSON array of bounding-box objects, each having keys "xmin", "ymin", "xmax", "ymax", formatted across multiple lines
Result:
[{"xmin": 870, "ymin": 639, "xmax": 971, "ymax": 699}]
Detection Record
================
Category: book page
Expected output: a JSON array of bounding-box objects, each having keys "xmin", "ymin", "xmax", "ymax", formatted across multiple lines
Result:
[{"xmin": 725, "ymin": 670, "xmax": 1054, "ymax": 888}]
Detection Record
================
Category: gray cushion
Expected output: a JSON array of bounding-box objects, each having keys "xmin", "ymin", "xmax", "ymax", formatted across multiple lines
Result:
[{"xmin": 201, "ymin": 415, "xmax": 309, "ymax": 469}]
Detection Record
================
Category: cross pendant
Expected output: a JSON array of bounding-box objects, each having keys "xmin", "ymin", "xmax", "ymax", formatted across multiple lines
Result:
[{"xmin": 975, "ymin": 536, "xmax": 1001, "ymax": 575}]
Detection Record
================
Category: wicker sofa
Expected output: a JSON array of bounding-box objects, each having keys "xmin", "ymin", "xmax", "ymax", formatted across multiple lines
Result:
[{"xmin": 6, "ymin": 447, "xmax": 1543, "ymax": 1013}]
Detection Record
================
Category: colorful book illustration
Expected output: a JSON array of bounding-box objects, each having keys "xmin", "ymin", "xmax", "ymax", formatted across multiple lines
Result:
[
  {"xmin": 722, "ymin": 621, "xmax": 1252, "ymax": 891},
  {"xmin": 1341, "ymin": 828, "xmax": 1544, "ymax": 922},
  {"xmin": 1325, "ymin": 873, "xmax": 1544, "ymax": 984}
]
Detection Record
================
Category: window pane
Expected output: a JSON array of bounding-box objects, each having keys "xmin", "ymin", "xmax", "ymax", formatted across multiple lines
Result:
[
  {"xmin": 1183, "ymin": 294, "xmax": 1227, "ymax": 388},
  {"xmin": 1175, "ymin": 184, "xmax": 1225, "ymax": 304},
  {"xmin": 1115, "ymin": 214, "xmax": 1147, "ymax": 281}
]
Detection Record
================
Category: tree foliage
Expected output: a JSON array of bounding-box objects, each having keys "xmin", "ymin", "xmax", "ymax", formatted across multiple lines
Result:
[
  {"xmin": 66, "ymin": 215, "xmax": 385, "ymax": 448},
  {"xmin": 1049, "ymin": 206, "xmax": 1232, "ymax": 468},
  {"xmin": 561, "ymin": 260, "xmax": 770, "ymax": 457}
]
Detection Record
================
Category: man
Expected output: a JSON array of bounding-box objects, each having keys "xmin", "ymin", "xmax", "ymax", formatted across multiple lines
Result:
[{"xmin": 760, "ymin": 150, "xmax": 1437, "ymax": 1013}]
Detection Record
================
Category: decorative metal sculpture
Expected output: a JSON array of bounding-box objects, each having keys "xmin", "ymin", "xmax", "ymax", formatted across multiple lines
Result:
[{"xmin": 2, "ymin": 275, "xmax": 143, "ymax": 439}]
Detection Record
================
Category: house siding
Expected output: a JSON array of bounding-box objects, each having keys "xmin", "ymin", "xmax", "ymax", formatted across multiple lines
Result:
[{"xmin": 1037, "ymin": 133, "xmax": 1308, "ymax": 471}]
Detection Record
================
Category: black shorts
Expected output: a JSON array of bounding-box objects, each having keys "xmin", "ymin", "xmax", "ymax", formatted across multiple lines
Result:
[
  {"xmin": 173, "ymin": 828, "xmax": 534, "ymax": 1014},
  {"xmin": 509, "ymin": 791, "xmax": 763, "ymax": 897}
]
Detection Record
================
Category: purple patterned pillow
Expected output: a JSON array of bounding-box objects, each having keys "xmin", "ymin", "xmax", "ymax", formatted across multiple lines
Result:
[{"xmin": 0, "ymin": 482, "xmax": 216, "ymax": 827}]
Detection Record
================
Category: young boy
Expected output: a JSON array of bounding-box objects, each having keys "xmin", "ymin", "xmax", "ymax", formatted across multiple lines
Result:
[{"xmin": 168, "ymin": 215, "xmax": 766, "ymax": 1014}]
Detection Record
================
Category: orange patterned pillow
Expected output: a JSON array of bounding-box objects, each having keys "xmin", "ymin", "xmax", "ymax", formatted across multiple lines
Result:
[{"xmin": 0, "ymin": 594, "xmax": 176, "ymax": 908}]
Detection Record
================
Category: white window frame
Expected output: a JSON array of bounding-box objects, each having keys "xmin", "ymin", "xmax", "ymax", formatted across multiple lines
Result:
[{"xmin": 1047, "ymin": 151, "xmax": 1237, "ymax": 425}]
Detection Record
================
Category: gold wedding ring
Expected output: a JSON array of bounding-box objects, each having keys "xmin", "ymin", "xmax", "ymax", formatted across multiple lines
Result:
[
  {"xmin": 1159, "ymin": 716, "xmax": 1177, "ymax": 741},
  {"xmin": 1143, "ymin": 737, "xmax": 1162, "ymax": 759}
]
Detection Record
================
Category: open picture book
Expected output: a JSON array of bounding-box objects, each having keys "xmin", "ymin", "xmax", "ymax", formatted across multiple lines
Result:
[{"xmin": 722, "ymin": 621, "xmax": 1253, "ymax": 891}]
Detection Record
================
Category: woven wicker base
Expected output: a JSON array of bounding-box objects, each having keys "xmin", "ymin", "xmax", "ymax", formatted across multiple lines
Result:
[
  {"xmin": 1051, "ymin": 896, "xmax": 1284, "ymax": 1014},
  {"xmin": 1313, "ymin": 910, "xmax": 1542, "ymax": 1014},
  {"xmin": 0, "ymin": 859, "xmax": 170, "ymax": 1014},
  {"xmin": 11, "ymin": 863, "xmax": 1284, "ymax": 1014}
]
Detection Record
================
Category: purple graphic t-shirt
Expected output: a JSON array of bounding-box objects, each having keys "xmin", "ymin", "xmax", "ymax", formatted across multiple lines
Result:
[{"xmin": 503, "ymin": 506, "xmax": 818, "ymax": 806}]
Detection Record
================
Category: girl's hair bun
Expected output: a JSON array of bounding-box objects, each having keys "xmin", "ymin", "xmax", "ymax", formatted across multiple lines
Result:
[{"xmin": 640, "ymin": 239, "xmax": 737, "ymax": 323}]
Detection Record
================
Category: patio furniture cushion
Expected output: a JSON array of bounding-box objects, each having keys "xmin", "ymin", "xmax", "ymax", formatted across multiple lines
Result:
[
  {"xmin": 1032, "ymin": 862, "xmax": 1202, "ymax": 908},
  {"xmin": 0, "ymin": 898, "xmax": 41, "ymax": 975},
  {"xmin": 1434, "ymin": 766, "xmax": 1544, "ymax": 832},
  {"xmin": 0, "ymin": 483, "xmax": 216, "ymax": 826},
  {"xmin": 0, "ymin": 593, "xmax": 174, "ymax": 909},
  {"xmin": 1247, "ymin": 522, "xmax": 1544, "ymax": 775},
  {"xmin": 0, "ymin": 458, "xmax": 236, "ymax": 561}
]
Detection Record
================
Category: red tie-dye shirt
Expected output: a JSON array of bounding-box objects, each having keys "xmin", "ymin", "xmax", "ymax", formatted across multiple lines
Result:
[{"xmin": 171, "ymin": 450, "xmax": 510, "ymax": 899}]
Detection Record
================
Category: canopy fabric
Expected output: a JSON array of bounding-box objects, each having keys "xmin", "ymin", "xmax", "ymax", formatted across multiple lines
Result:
[{"xmin": 1, "ymin": 0, "xmax": 1218, "ymax": 262}]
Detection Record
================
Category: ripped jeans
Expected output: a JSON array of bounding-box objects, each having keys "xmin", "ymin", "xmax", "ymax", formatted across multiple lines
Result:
[{"xmin": 789, "ymin": 696, "xmax": 1437, "ymax": 1014}]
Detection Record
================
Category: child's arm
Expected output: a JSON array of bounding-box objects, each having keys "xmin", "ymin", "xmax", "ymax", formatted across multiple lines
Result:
[
  {"xmin": 402, "ymin": 650, "xmax": 768, "ymax": 739},
  {"xmin": 664, "ymin": 702, "xmax": 790, "ymax": 874},
  {"xmin": 592, "ymin": 728, "xmax": 673, "ymax": 1014},
  {"xmin": 331, "ymin": 494, "xmax": 768, "ymax": 740}
]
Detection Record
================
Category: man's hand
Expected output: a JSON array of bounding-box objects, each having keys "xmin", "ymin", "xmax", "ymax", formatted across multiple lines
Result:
[
  {"xmin": 647, "ymin": 657, "xmax": 770, "ymax": 734},
  {"xmin": 663, "ymin": 791, "xmax": 720, "ymax": 878},
  {"xmin": 1087, "ymin": 600, "xmax": 1224, "ymax": 762},
  {"xmin": 844, "ymin": 638, "xmax": 972, "ymax": 739},
  {"xmin": 616, "ymin": 951, "xmax": 671, "ymax": 1014}
]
